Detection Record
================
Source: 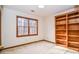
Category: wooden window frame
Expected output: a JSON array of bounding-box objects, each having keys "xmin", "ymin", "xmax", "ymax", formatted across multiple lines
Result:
[{"xmin": 16, "ymin": 16, "xmax": 38, "ymax": 37}]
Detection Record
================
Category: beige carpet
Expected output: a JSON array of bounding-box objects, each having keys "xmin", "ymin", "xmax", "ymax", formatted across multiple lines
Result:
[{"xmin": 0, "ymin": 41, "xmax": 79, "ymax": 54}]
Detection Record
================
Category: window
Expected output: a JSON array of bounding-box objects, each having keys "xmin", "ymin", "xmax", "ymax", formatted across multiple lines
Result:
[
  {"xmin": 16, "ymin": 16, "xmax": 38, "ymax": 37},
  {"xmin": 29, "ymin": 19, "xmax": 38, "ymax": 35}
]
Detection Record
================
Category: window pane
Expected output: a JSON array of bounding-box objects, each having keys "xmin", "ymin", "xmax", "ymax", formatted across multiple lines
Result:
[
  {"xmin": 23, "ymin": 27, "xmax": 28, "ymax": 35},
  {"xmin": 29, "ymin": 19, "xmax": 37, "ymax": 35},
  {"xmin": 18, "ymin": 18, "xmax": 28, "ymax": 26},
  {"xmin": 18, "ymin": 18, "xmax": 22, "ymax": 26},
  {"xmin": 24, "ymin": 19, "xmax": 28, "ymax": 26},
  {"xmin": 17, "ymin": 17, "xmax": 29, "ymax": 36},
  {"xmin": 29, "ymin": 20, "xmax": 37, "ymax": 27},
  {"xmin": 18, "ymin": 27, "xmax": 23, "ymax": 35},
  {"xmin": 30, "ymin": 27, "xmax": 37, "ymax": 34}
]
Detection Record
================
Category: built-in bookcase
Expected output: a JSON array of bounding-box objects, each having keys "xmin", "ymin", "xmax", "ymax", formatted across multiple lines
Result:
[
  {"xmin": 56, "ymin": 14, "xmax": 67, "ymax": 47},
  {"xmin": 55, "ymin": 11, "xmax": 79, "ymax": 51}
]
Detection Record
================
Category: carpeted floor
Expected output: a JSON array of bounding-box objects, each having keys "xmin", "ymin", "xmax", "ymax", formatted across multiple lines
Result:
[{"xmin": 0, "ymin": 41, "xmax": 79, "ymax": 54}]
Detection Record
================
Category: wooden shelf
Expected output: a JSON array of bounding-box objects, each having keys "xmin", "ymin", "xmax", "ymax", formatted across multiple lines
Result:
[
  {"xmin": 68, "ymin": 15, "xmax": 79, "ymax": 19},
  {"xmin": 56, "ymin": 17, "xmax": 66, "ymax": 21},
  {"xmin": 56, "ymin": 34, "xmax": 66, "ymax": 36},
  {"xmin": 56, "ymin": 24, "xmax": 66, "ymax": 26},
  {"xmin": 68, "ymin": 23, "xmax": 79, "ymax": 25},
  {"xmin": 68, "ymin": 35, "xmax": 79, "ymax": 37},
  {"xmin": 68, "ymin": 41, "xmax": 79, "ymax": 48},
  {"xmin": 56, "ymin": 29, "xmax": 66, "ymax": 31},
  {"xmin": 69, "ymin": 41, "xmax": 79, "ymax": 44},
  {"xmin": 68, "ymin": 29, "xmax": 79, "ymax": 31},
  {"xmin": 0, "ymin": 46, "xmax": 3, "ymax": 48},
  {"xmin": 68, "ymin": 47, "xmax": 79, "ymax": 51},
  {"xmin": 0, "ymin": 46, "xmax": 3, "ymax": 50},
  {"xmin": 57, "ymin": 39, "xmax": 66, "ymax": 41}
]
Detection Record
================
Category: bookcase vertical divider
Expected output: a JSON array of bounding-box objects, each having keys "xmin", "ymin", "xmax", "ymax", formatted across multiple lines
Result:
[{"xmin": 66, "ymin": 14, "xmax": 68, "ymax": 47}]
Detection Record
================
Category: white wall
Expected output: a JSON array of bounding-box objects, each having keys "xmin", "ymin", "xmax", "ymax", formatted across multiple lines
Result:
[
  {"xmin": 44, "ymin": 8, "xmax": 76, "ymax": 43},
  {"xmin": 44, "ymin": 15, "xmax": 55, "ymax": 42},
  {"xmin": 2, "ymin": 7, "xmax": 45, "ymax": 48}
]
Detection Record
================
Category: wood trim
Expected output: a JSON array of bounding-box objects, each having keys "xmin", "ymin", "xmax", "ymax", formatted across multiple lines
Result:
[
  {"xmin": 55, "ymin": 16, "xmax": 56, "ymax": 44},
  {"xmin": 28, "ymin": 18, "xmax": 30, "ymax": 35},
  {"xmin": 66, "ymin": 14, "xmax": 68, "ymax": 47},
  {"xmin": 44, "ymin": 40, "xmax": 55, "ymax": 44},
  {"xmin": 16, "ymin": 16, "xmax": 18, "ymax": 37}
]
